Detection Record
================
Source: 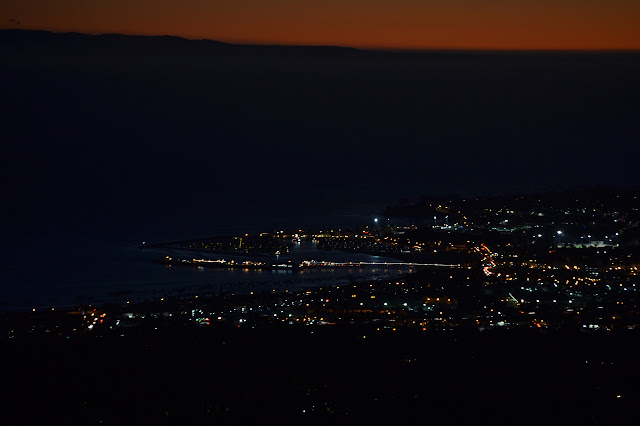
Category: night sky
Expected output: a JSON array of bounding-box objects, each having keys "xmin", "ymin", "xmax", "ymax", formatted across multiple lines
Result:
[{"xmin": 3, "ymin": 0, "xmax": 640, "ymax": 50}]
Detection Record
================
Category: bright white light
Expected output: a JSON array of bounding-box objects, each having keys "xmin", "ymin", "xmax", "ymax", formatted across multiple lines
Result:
[
  {"xmin": 374, "ymin": 218, "xmax": 378, "ymax": 223},
  {"xmin": 557, "ymin": 230, "xmax": 563, "ymax": 235}
]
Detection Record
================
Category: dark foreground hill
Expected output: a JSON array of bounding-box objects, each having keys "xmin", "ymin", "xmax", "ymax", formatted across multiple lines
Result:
[{"xmin": 4, "ymin": 325, "xmax": 640, "ymax": 425}]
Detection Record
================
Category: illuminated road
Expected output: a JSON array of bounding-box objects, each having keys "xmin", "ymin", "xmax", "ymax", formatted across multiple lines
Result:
[
  {"xmin": 302, "ymin": 261, "xmax": 461, "ymax": 268},
  {"xmin": 178, "ymin": 257, "xmax": 462, "ymax": 269}
]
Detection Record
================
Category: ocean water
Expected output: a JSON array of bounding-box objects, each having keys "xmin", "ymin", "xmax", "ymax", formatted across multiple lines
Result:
[
  {"xmin": 1, "ymin": 209, "xmax": 411, "ymax": 312},
  {"xmin": 4, "ymin": 45, "xmax": 640, "ymax": 312}
]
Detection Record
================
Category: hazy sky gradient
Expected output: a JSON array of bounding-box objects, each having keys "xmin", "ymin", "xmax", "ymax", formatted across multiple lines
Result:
[{"xmin": 3, "ymin": 0, "xmax": 640, "ymax": 49}]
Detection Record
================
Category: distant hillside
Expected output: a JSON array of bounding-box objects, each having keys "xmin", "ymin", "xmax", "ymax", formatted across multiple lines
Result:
[
  {"xmin": 5, "ymin": 29, "xmax": 639, "ymax": 59},
  {"xmin": 0, "ymin": 29, "xmax": 361, "ymax": 57}
]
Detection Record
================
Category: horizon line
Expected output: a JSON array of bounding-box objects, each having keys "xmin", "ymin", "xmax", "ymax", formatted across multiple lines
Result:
[{"xmin": 3, "ymin": 28, "xmax": 640, "ymax": 54}]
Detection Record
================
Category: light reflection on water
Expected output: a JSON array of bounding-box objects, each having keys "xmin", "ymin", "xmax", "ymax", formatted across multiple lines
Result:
[
  {"xmin": 2, "ymin": 240, "xmax": 412, "ymax": 312},
  {"xmin": 132, "ymin": 240, "xmax": 412, "ymax": 301}
]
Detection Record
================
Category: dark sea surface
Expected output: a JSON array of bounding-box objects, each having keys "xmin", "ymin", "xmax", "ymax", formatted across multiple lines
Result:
[
  {"xmin": 1, "ymin": 208, "xmax": 414, "ymax": 312},
  {"xmin": 3, "ymin": 32, "xmax": 640, "ymax": 312}
]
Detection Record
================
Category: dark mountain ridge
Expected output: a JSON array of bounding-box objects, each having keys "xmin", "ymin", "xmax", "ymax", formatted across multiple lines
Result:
[
  {"xmin": 0, "ymin": 29, "xmax": 363, "ymax": 58},
  {"xmin": 3, "ymin": 29, "xmax": 640, "ymax": 59}
]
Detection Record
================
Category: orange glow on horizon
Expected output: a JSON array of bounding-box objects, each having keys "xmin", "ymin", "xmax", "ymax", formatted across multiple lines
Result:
[{"xmin": 2, "ymin": 0, "xmax": 640, "ymax": 50}]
